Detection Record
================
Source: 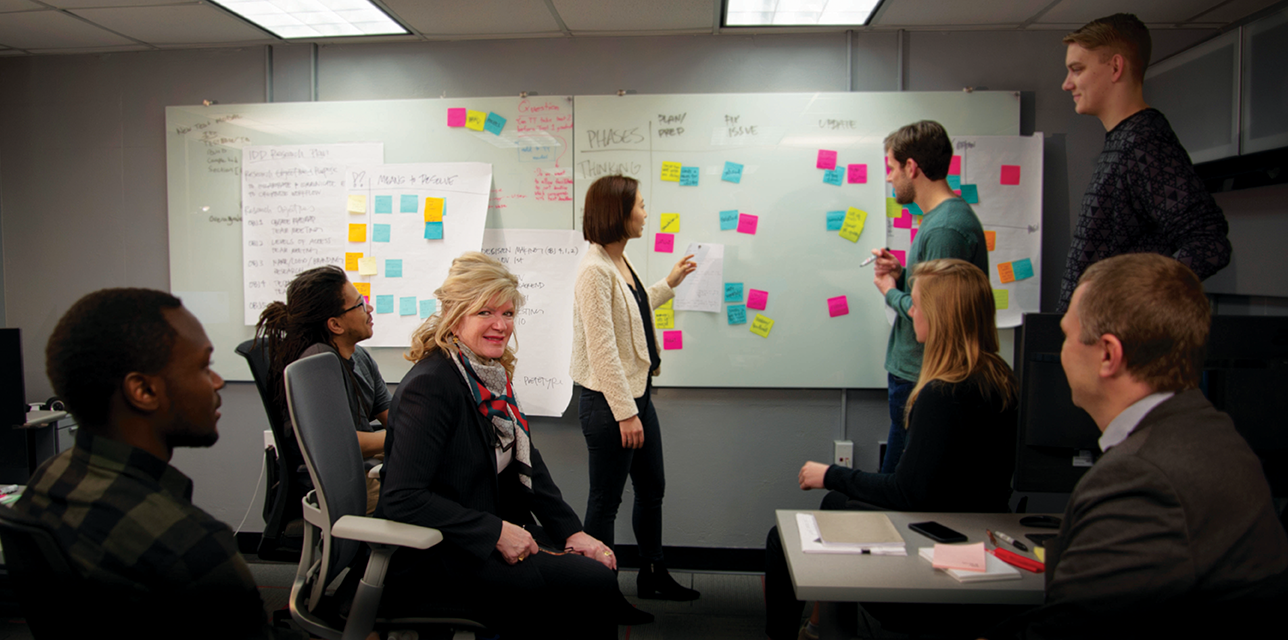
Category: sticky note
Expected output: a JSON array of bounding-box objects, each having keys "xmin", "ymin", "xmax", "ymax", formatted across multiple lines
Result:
[
  {"xmin": 826, "ymin": 210, "xmax": 845, "ymax": 231},
  {"xmin": 660, "ymin": 161, "xmax": 681, "ymax": 182},
  {"xmin": 949, "ymin": 155, "xmax": 962, "ymax": 175},
  {"xmin": 910, "ymin": 228, "xmax": 919, "ymax": 243},
  {"xmin": 373, "ymin": 224, "xmax": 391, "ymax": 243},
  {"xmin": 659, "ymin": 213, "xmax": 680, "ymax": 233},
  {"xmin": 839, "ymin": 207, "xmax": 867, "ymax": 243},
  {"xmin": 827, "ymin": 295, "xmax": 849, "ymax": 318},
  {"xmin": 374, "ymin": 195, "xmax": 393, "ymax": 214},
  {"xmin": 984, "ymin": 230, "xmax": 996, "ymax": 251},
  {"xmin": 724, "ymin": 282, "xmax": 743, "ymax": 302},
  {"xmin": 747, "ymin": 289, "xmax": 768, "ymax": 310},
  {"xmin": 654, "ymin": 309, "xmax": 675, "ymax": 329},
  {"xmin": 1013, "ymin": 258, "xmax": 1035, "ymax": 281},
  {"xmin": 719, "ymin": 210, "xmax": 739, "ymax": 230},
  {"xmin": 817, "ymin": 149, "xmax": 837, "ymax": 170},
  {"xmin": 347, "ymin": 195, "xmax": 366, "ymax": 214},
  {"xmin": 376, "ymin": 295, "xmax": 394, "ymax": 314},
  {"xmin": 750, "ymin": 314, "xmax": 775, "ymax": 338},
  {"xmin": 447, "ymin": 108, "xmax": 467, "ymax": 127},
  {"xmin": 1000, "ymin": 165, "xmax": 1021, "ymax": 185},
  {"xmin": 465, "ymin": 110, "xmax": 486, "ymax": 131},
  {"xmin": 484, "ymin": 112, "xmax": 506, "ymax": 135},
  {"xmin": 722, "ymin": 161, "xmax": 743, "ymax": 183},
  {"xmin": 659, "ymin": 299, "xmax": 673, "ymax": 310},
  {"xmin": 947, "ymin": 174, "xmax": 962, "ymax": 190},
  {"xmin": 737, "ymin": 213, "xmax": 758, "ymax": 235},
  {"xmin": 823, "ymin": 169, "xmax": 843, "ymax": 186},
  {"xmin": 400, "ymin": 194, "xmax": 418, "ymax": 213},
  {"xmin": 419, "ymin": 299, "xmax": 437, "ymax": 318},
  {"xmin": 680, "ymin": 166, "xmax": 699, "ymax": 186},
  {"xmin": 654, "ymin": 233, "xmax": 675, "ymax": 252},
  {"xmin": 886, "ymin": 197, "xmax": 902, "ymax": 218},
  {"xmin": 386, "ymin": 259, "xmax": 403, "ymax": 278},
  {"xmin": 906, "ymin": 202, "xmax": 923, "ymax": 217},
  {"xmin": 662, "ymin": 330, "xmax": 683, "ymax": 350},
  {"xmin": 353, "ymin": 282, "xmax": 370, "ymax": 298},
  {"xmin": 727, "ymin": 304, "xmax": 747, "ymax": 325},
  {"xmin": 890, "ymin": 250, "xmax": 906, "ymax": 266},
  {"xmin": 399, "ymin": 296, "xmax": 417, "ymax": 316},
  {"xmin": 998, "ymin": 262, "xmax": 1016, "ymax": 284},
  {"xmin": 993, "ymin": 289, "xmax": 1010, "ymax": 310},
  {"xmin": 345, "ymin": 252, "xmax": 362, "ymax": 271},
  {"xmin": 424, "ymin": 222, "xmax": 444, "ymax": 240},
  {"xmin": 348, "ymin": 224, "xmax": 366, "ymax": 243},
  {"xmin": 893, "ymin": 212, "xmax": 912, "ymax": 229},
  {"xmin": 961, "ymin": 184, "xmax": 979, "ymax": 204},
  {"xmin": 425, "ymin": 197, "xmax": 445, "ymax": 222},
  {"xmin": 847, "ymin": 163, "xmax": 867, "ymax": 184},
  {"xmin": 932, "ymin": 542, "xmax": 986, "ymax": 572},
  {"xmin": 357, "ymin": 257, "xmax": 377, "ymax": 276}
]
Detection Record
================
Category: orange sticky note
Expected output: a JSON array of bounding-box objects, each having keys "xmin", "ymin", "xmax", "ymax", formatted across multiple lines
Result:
[
  {"xmin": 998, "ymin": 262, "xmax": 1016, "ymax": 284},
  {"xmin": 425, "ymin": 197, "xmax": 445, "ymax": 222},
  {"xmin": 348, "ymin": 224, "xmax": 366, "ymax": 242},
  {"xmin": 345, "ymin": 252, "xmax": 362, "ymax": 271},
  {"xmin": 353, "ymin": 282, "xmax": 371, "ymax": 297},
  {"xmin": 985, "ymin": 230, "xmax": 997, "ymax": 251}
]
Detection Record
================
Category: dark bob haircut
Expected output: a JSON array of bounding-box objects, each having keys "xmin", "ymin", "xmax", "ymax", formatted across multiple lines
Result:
[{"xmin": 582, "ymin": 174, "xmax": 638, "ymax": 245}]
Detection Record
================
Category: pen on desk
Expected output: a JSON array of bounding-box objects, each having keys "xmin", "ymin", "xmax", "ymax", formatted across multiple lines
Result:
[
  {"xmin": 859, "ymin": 247, "xmax": 890, "ymax": 268},
  {"xmin": 987, "ymin": 529, "xmax": 1028, "ymax": 552}
]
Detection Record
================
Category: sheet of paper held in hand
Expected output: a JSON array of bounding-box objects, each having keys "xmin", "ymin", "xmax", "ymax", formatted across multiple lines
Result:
[
  {"xmin": 672, "ymin": 242, "xmax": 724, "ymax": 313},
  {"xmin": 797, "ymin": 512, "xmax": 907, "ymax": 555}
]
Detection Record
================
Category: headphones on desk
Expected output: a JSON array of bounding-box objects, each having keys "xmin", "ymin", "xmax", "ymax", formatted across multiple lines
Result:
[{"xmin": 40, "ymin": 397, "xmax": 65, "ymax": 412}]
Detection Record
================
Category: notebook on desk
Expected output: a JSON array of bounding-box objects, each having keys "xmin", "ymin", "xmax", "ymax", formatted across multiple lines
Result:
[
  {"xmin": 798, "ymin": 511, "xmax": 906, "ymax": 554},
  {"xmin": 918, "ymin": 546, "xmax": 1021, "ymax": 583}
]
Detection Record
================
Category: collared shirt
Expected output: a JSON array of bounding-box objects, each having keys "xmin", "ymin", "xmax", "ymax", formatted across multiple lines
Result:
[{"xmin": 1098, "ymin": 391, "xmax": 1175, "ymax": 452}]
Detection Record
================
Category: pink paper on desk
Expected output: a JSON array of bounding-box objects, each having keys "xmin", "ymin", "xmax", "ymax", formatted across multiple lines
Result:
[
  {"xmin": 817, "ymin": 149, "xmax": 837, "ymax": 170},
  {"xmin": 891, "ymin": 249, "xmax": 906, "ymax": 266},
  {"xmin": 847, "ymin": 163, "xmax": 867, "ymax": 184},
  {"xmin": 827, "ymin": 295, "xmax": 849, "ymax": 317},
  {"xmin": 447, "ymin": 108, "xmax": 467, "ymax": 127},
  {"xmin": 662, "ymin": 330, "xmax": 683, "ymax": 350},
  {"xmin": 893, "ymin": 212, "xmax": 912, "ymax": 229},
  {"xmin": 654, "ymin": 233, "xmax": 674, "ymax": 253},
  {"xmin": 737, "ymin": 213, "xmax": 759, "ymax": 235},
  {"xmin": 1000, "ymin": 165, "xmax": 1021, "ymax": 185},
  {"xmin": 948, "ymin": 155, "xmax": 962, "ymax": 175},
  {"xmin": 933, "ymin": 542, "xmax": 987, "ymax": 572},
  {"xmin": 747, "ymin": 289, "xmax": 768, "ymax": 310}
]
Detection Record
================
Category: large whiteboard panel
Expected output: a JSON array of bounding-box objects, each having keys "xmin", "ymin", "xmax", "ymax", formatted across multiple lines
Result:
[{"xmin": 572, "ymin": 92, "xmax": 1020, "ymax": 388}]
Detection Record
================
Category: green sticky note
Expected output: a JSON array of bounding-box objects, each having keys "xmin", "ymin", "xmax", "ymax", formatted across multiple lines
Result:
[
  {"xmin": 993, "ymin": 289, "xmax": 1010, "ymax": 310},
  {"xmin": 386, "ymin": 259, "xmax": 402, "ymax": 278},
  {"xmin": 1013, "ymin": 258, "xmax": 1034, "ymax": 280},
  {"xmin": 399, "ymin": 296, "xmax": 417, "ymax": 316},
  {"xmin": 399, "ymin": 194, "xmax": 418, "ymax": 213},
  {"xmin": 947, "ymin": 175, "xmax": 961, "ymax": 190},
  {"xmin": 375, "ymin": 295, "xmax": 394, "ymax": 314},
  {"xmin": 727, "ymin": 304, "xmax": 746, "ymax": 325},
  {"xmin": 886, "ymin": 197, "xmax": 902, "ymax": 218},
  {"xmin": 719, "ymin": 210, "xmax": 738, "ymax": 230},
  {"xmin": 826, "ymin": 210, "xmax": 845, "ymax": 231},
  {"xmin": 724, "ymin": 282, "xmax": 743, "ymax": 302},
  {"xmin": 373, "ymin": 224, "xmax": 391, "ymax": 243},
  {"xmin": 960, "ymin": 184, "xmax": 979, "ymax": 204},
  {"xmin": 419, "ymin": 299, "xmax": 437, "ymax": 318},
  {"xmin": 374, "ymin": 195, "xmax": 393, "ymax": 214},
  {"xmin": 424, "ymin": 222, "xmax": 444, "ymax": 240}
]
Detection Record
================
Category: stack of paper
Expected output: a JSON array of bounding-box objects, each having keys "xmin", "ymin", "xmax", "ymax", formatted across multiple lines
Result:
[
  {"xmin": 797, "ymin": 512, "xmax": 907, "ymax": 555},
  {"xmin": 918, "ymin": 546, "xmax": 1021, "ymax": 583}
]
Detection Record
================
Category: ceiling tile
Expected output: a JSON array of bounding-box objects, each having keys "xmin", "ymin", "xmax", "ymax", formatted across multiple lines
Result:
[
  {"xmin": 45, "ymin": 0, "xmax": 197, "ymax": 7},
  {"xmin": 71, "ymin": 5, "xmax": 274, "ymax": 44},
  {"xmin": 382, "ymin": 0, "xmax": 563, "ymax": 36},
  {"xmin": 874, "ymin": 0, "xmax": 1052, "ymax": 27},
  {"xmin": 1037, "ymin": 0, "xmax": 1224, "ymax": 25},
  {"xmin": 1193, "ymin": 0, "xmax": 1282, "ymax": 24},
  {"xmin": 553, "ymin": 0, "xmax": 713, "ymax": 32},
  {"xmin": 0, "ymin": 9, "xmax": 136, "ymax": 49},
  {"xmin": 0, "ymin": 0, "xmax": 43, "ymax": 12}
]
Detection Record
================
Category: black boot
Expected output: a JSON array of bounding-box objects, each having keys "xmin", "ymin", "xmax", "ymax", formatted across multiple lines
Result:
[
  {"xmin": 637, "ymin": 561, "xmax": 700, "ymax": 601},
  {"xmin": 614, "ymin": 594, "xmax": 654, "ymax": 626}
]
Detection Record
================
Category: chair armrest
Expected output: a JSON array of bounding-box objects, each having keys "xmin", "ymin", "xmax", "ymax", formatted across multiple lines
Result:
[{"xmin": 331, "ymin": 515, "xmax": 444, "ymax": 549}]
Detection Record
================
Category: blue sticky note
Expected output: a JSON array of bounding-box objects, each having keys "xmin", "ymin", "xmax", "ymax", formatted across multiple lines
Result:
[
  {"xmin": 823, "ymin": 169, "xmax": 843, "ymax": 186},
  {"xmin": 680, "ymin": 166, "xmax": 699, "ymax": 186},
  {"xmin": 399, "ymin": 194, "xmax": 418, "ymax": 213},
  {"xmin": 719, "ymin": 210, "xmax": 738, "ymax": 230},
  {"xmin": 375, "ymin": 295, "xmax": 394, "ymax": 314},
  {"xmin": 484, "ymin": 112, "xmax": 506, "ymax": 135},
  {"xmin": 724, "ymin": 282, "xmax": 743, "ymax": 303},
  {"xmin": 373, "ymin": 224, "xmax": 391, "ymax": 243},
  {"xmin": 960, "ymin": 184, "xmax": 979, "ymax": 204},
  {"xmin": 399, "ymin": 296, "xmax": 417, "ymax": 316},
  {"xmin": 906, "ymin": 202, "xmax": 923, "ymax": 217},
  {"xmin": 424, "ymin": 221, "xmax": 444, "ymax": 240},
  {"xmin": 722, "ymin": 161, "xmax": 743, "ymax": 184},
  {"xmin": 1013, "ymin": 258, "xmax": 1035, "ymax": 281},
  {"xmin": 374, "ymin": 195, "xmax": 393, "ymax": 214},
  {"xmin": 386, "ymin": 259, "xmax": 403, "ymax": 278},
  {"xmin": 826, "ymin": 210, "xmax": 845, "ymax": 231},
  {"xmin": 419, "ymin": 299, "xmax": 437, "ymax": 318},
  {"xmin": 947, "ymin": 175, "xmax": 962, "ymax": 190},
  {"xmin": 727, "ymin": 304, "xmax": 747, "ymax": 325}
]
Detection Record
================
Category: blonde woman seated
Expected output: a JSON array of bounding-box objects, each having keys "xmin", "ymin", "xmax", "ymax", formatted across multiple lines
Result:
[
  {"xmin": 375, "ymin": 252, "xmax": 648, "ymax": 638},
  {"xmin": 766, "ymin": 259, "xmax": 1018, "ymax": 640}
]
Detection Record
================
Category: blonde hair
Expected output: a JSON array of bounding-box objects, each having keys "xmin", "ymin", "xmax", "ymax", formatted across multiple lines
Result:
[
  {"xmin": 405, "ymin": 252, "xmax": 526, "ymax": 375},
  {"xmin": 1063, "ymin": 13, "xmax": 1151, "ymax": 84},
  {"xmin": 904, "ymin": 259, "xmax": 1016, "ymax": 427}
]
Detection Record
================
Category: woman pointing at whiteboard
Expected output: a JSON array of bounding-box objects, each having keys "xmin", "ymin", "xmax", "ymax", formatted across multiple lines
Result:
[{"xmin": 571, "ymin": 174, "xmax": 698, "ymax": 601}]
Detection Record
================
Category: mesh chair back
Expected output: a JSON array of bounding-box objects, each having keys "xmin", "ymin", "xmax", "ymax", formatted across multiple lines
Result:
[{"xmin": 0, "ymin": 506, "xmax": 93, "ymax": 635}]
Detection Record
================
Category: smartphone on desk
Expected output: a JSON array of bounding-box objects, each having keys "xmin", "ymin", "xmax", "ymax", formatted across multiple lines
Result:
[{"xmin": 908, "ymin": 521, "xmax": 968, "ymax": 543}]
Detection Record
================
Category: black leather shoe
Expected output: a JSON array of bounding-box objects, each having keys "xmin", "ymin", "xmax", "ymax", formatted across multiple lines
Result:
[{"xmin": 637, "ymin": 561, "xmax": 700, "ymax": 601}]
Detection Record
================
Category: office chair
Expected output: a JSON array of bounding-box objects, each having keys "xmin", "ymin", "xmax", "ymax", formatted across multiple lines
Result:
[
  {"xmin": 284, "ymin": 352, "xmax": 485, "ymax": 640},
  {"xmin": 0, "ymin": 506, "xmax": 99, "ymax": 637},
  {"xmin": 236, "ymin": 338, "xmax": 306, "ymax": 562}
]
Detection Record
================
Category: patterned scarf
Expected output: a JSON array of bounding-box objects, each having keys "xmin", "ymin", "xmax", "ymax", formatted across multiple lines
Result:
[{"xmin": 450, "ymin": 341, "xmax": 533, "ymax": 491}]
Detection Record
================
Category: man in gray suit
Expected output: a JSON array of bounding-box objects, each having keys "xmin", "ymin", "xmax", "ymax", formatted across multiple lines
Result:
[{"xmin": 989, "ymin": 253, "xmax": 1287, "ymax": 638}]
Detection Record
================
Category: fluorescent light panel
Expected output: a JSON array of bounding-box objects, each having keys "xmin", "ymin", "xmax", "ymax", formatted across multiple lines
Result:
[
  {"xmin": 725, "ymin": 0, "xmax": 882, "ymax": 27},
  {"xmin": 212, "ymin": 0, "xmax": 407, "ymax": 39}
]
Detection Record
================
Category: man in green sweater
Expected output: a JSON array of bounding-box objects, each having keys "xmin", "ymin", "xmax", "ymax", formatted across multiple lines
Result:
[{"xmin": 871, "ymin": 121, "xmax": 989, "ymax": 472}]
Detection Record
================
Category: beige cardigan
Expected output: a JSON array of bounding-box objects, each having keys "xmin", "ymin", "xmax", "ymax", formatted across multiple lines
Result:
[{"xmin": 570, "ymin": 243, "xmax": 674, "ymax": 421}]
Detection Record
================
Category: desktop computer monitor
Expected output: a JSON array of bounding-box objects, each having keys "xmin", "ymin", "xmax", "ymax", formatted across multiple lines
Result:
[{"xmin": 1, "ymin": 328, "xmax": 30, "ymax": 482}]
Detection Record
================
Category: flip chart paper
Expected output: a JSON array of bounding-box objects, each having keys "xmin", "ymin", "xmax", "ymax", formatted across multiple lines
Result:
[
  {"xmin": 654, "ymin": 233, "xmax": 675, "ymax": 253},
  {"xmin": 674, "ymin": 243, "xmax": 724, "ymax": 313},
  {"xmin": 747, "ymin": 289, "xmax": 768, "ymax": 310},
  {"xmin": 750, "ymin": 313, "xmax": 774, "ymax": 338},
  {"xmin": 827, "ymin": 296, "xmax": 849, "ymax": 318}
]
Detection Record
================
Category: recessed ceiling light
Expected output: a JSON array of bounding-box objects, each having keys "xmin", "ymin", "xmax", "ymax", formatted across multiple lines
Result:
[
  {"xmin": 211, "ymin": 0, "xmax": 408, "ymax": 39},
  {"xmin": 725, "ymin": 0, "xmax": 883, "ymax": 27}
]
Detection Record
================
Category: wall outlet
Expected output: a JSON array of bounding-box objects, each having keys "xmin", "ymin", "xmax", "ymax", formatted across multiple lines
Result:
[{"xmin": 834, "ymin": 440, "xmax": 853, "ymax": 468}]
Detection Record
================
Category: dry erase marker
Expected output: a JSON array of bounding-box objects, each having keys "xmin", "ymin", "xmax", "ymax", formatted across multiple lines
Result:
[
  {"xmin": 860, "ymin": 248, "xmax": 890, "ymax": 268},
  {"xmin": 988, "ymin": 529, "xmax": 1029, "ymax": 552}
]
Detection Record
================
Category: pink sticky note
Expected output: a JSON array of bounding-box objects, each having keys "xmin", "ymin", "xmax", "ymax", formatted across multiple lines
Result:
[
  {"xmin": 893, "ymin": 212, "xmax": 912, "ymax": 229},
  {"xmin": 847, "ymin": 163, "xmax": 867, "ymax": 184},
  {"xmin": 932, "ymin": 542, "xmax": 987, "ymax": 572},
  {"xmin": 949, "ymin": 155, "xmax": 962, "ymax": 175},
  {"xmin": 827, "ymin": 295, "xmax": 849, "ymax": 318},
  {"xmin": 654, "ymin": 233, "xmax": 674, "ymax": 253},
  {"xmin": 910, "ymin": 229, "xmax": 918, "ymax": 243},
  {"xmin": 662, "ymin": 330, "xmax": 683, "ymax": 350},
  {"xmin": 891, "ymin": 250, "xmax": 906, "ymax": 266},
  {"xmin": 1000, "ymin": 164, "xmax": 1021, "ymax": 185},
  {"xmin": 816, "ymin": 149, "xmax": 837, "ymax": 170},
  {"xmin": 747, "ymin": 289, "xmax": 768, "ymax": 310},
  {"xmin": 447, "ymin": 108, "xmax": 467, "ymax": 127},
  {"xmin": 737, "ymin": 213, "xmax": 758, "ymax": 235}
]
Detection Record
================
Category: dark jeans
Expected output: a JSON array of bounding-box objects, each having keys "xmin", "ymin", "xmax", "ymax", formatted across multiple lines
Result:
[
  {"xmin": 579, "ymin": 385, "xmax": 666, "ymax": 562},
  {"xmin": 879, "ymin": 373, "xmax": 916, "ymax": 474}
]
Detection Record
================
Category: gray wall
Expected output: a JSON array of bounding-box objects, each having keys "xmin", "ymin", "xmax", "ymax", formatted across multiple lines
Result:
[{"xmin": 0, "ymin": 28, "xmax": 1228, "ymax": 548}]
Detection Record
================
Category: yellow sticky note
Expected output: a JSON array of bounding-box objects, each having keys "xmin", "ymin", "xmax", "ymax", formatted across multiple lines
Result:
[
  {"xmin": 347, "ymin": 195, "xmax": 367, "ymax": 215},
  {"xmin": 750, "ymin": 313, "xmax": 775, "ymax": 338},
  {"xmin": 348, "ymin": 224, "xmax": 366, "ymax": 242},
  {"xmin": 357, "ymin": 257, "xmax": 377, "ymax": 276},
  {"xmin": 659, "ymin": 213, "xmax": 680, "ymax": 233},
  {"xmin": 659, "ymin": 299, "xmax": 673, "ymax": 310},
  {"xmin": 993, "ymin": 289, "xmax": 1010, "ymax": 310},
  {"xmin": 998, "ymin": 262, "xmax": 1016, "ymax": 284},
  {"xmin": 985, "ymin": 230, "xmax": 997, "ymax": 251},
  {"xmin": 465, "ymin": 110, "xmax": 486, "ymax": 131},
  {"xmin": 1034, "ymin": 545, "xmax": 1045, "ymax": 564},
  {"xmin": 838, "ymin": 207, "xmax": 867, "ymax": 243},
  {"xmin": 654, "ymin": 309, "xmax": 675, "ymax": 329},
  {"xmin": 425, "ymin": 197, "xmax": 445, "ymax": 222},
  {"xmin": 345, "ymin": 252, "xmax": 362, "ymax": 271},
  {"xmin": 354, "ymin": 282, "xmax": 371, "ymax": 297},
  {"xmin": 885, "ymin": 197, "xmax": 902, "ymax": 219},
  {"xmin": 660, "ymin": 161, "xmax": 682, "ymax": 182}
]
